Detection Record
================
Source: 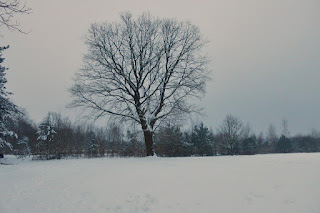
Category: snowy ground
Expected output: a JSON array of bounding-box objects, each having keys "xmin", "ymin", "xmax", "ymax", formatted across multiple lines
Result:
[{"xmin": 1, "ymin": 153, "xmax": 320, "ymax": 213}]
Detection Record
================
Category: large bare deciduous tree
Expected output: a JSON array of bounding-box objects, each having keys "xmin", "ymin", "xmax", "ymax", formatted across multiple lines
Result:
[{"xmin": 70, "ymin": 13, "xmax": 210, "ymax": 156}]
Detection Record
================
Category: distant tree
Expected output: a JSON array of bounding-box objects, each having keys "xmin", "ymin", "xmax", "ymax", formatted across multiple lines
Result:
[
  {"xmin": 106, "ymin": 123, "xmax": 124, "ymax": 156},
  {"xmin": 155, "ymin": 125, "xmax": 186, "ymax": 157},
  {"xmin": 241, "ymin": 123, "xmax": 251, "ymax": 140},
  {"xmin": 310, "ymin": 129, "xmax": 320, "ymax": 152},
  {"xmin": 59, "ymin": 118, "xmax": 74, "ymax": 157},
  {"xmin": 191, "ymin": 123, "xmax": 214, "ymax": 156},
  {"xmin": 241, "ymin": 135, "xmax": 257, "ymax": 155},
  {"xmin": 125, "ymin": 130, "xmax": 144, "ymax": 156},
  {"xmin": 14, "ymin": 109, "xmax": 37, "ymax": 148},
  {"xmin": 95, "ymin": 128, "xmax": 106, "ymax": 157},
  {"xmin": 0, "ymin": 0, "xmax": 31, "ymax": 32},
  {"xmin": 70, "ymin": 12, "xmax": 210, "ymax": 156},
  {"xmin": 255, "ymin": 132, "xmax": 266, "ymax": 153},
  {"xmin": 310, "ymin": 129, "xmax": 320, "ymax": 139},
  {"xmin": 212, "ymin": 132, "xmax": 223, "ymax": 155},
  {"xmin": 86, "ymin": 130, "xmax": 99, "ymax": 158},
  {"xmin": 276, "ymin": 135, "xmax": 292, "ymax": 153},
  {"xmin": 218, "ymin": 115, "xmax": 243, "ymax": 155},
  {"xmin": 15, "ymin": 136, "xmax": 30, "ymax": 157},
  {"xmin": 0, "ymin": 46, "xmax": 18, "ymax": 151},
  {"xmin": 291, "ymin": 135, "xmax": 318, "ymax": 153},
  {"xmin": 73, "ymin": 125, "xmax": 86, "ymax": 157},
  {"xmin": 36, "ymin": 114, "xmax": 57, "ymax": 160},
  {"xmin": 266, "ymin": 124, "xmax": 278, "ymax": 152},
  {"xmin": 281, "ymin": 119, "xmax": 290, "ymax": 138}
]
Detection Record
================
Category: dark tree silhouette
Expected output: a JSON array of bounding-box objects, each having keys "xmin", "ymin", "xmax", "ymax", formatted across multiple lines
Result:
[
  {"xmin": 70, "ymin": 12, "xmax": 210, "ymax": 156},
  {"xmin": 218, "ymin": 115, "xmax": 243, "ymax": 155}
]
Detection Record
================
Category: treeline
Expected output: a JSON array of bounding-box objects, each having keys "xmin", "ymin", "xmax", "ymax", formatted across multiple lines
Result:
[
  {"xmin": 1, "ymin": 111, "xmax": 320, "ymax": 159},
  {"xmin": 2, "ymin": 110, "xmax": 145, "ymax": 159},
  {"xmin": 155, "ymin": 121, "xmax": 320, "ymax": 157}
]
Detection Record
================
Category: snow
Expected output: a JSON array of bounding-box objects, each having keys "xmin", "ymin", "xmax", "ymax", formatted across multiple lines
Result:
[{"xmin": 1, "ymin": 153, "xmax": 320, "ymax": 213}]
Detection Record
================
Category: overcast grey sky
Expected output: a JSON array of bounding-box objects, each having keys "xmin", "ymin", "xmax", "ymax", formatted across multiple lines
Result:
[{"xmin": 2, "ymin": 0, "xmax": 320, "ymax": 135}]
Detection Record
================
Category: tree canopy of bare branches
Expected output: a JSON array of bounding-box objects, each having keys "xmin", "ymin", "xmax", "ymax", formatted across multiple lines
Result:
[
  {"xmin": 70, "ymin": 12, "xmax": 210, "ymax": 156},
  {"xmin": 0, "ymin": 0, "xmax": 31, "ymax": 32},
  {"xmin": 218, "ymin": 114, "xmax": 243, "ymax": 155}
]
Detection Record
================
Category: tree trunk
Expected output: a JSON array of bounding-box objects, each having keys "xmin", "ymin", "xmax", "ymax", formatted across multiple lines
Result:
[{"xmin": 143, "ymin": 130, "xmax": 154, "ymax": 156}]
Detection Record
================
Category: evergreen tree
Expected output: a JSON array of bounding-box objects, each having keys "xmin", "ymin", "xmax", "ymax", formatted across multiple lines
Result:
[
  {"xmin": 0, "ymin": 46, "xmax": 18, "ymax": 150},
  {"xmin": 241, "ymin": 136, "xmax": 257, "ymax": 155},
  {"xmin": 125, "ymin": 130, "xmax": 144, "ymax": 157},
  {"xmin": 86, "ymin": 131, "xmax": 98, "ymax": 157},
  {"xmin": 291, "ymin": 135, "xmax": 318, "ymax": 153},
  {"xmin": 256, "ymin": 132, "xmax": 265, "ymax": 154},
  {"xmin": 276, "ymin": 135, "xmax": 292, "ymax": 153},
  {"xmin": 192, "ymin": 123, "xmax": 214, "ymax": 156},
  {"xmin": 155, "ymin": 125, "xmax": 186, "ymax": 157},
  {"xmin": 36, "ymin": 119, "xmax": 56, "ymax": 159}
]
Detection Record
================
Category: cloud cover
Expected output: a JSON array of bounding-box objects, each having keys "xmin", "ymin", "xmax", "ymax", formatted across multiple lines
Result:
[{"xmin": 2, "ymin": 0, "xmax": 320, "ymax": 134}]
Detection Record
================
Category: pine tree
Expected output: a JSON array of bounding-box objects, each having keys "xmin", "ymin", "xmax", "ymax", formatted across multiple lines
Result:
[
  {"xmin": 155, "ymin": 125, "xmax": 186, "ymax": 157},
  {"xmin": 276, "ymin": 135, "xmax": 292, "ymax": 153},
  {"xmin": 36, "ymin": 121, "xmax": 56, "ymax": 160},
  {"xmin": 0, "ymin": 46, "xmax": 18, "ymax": 150},
  {"xmin": 241, "ymin": 136, "xmax": 257, "ymax": 155},
  {"xmin": 192, "ymin": 123, "xmax": 214, "ymax": 156},
  {"xmin": 86, "ymin": 131, "xmax": 98, "ymax": 157}
]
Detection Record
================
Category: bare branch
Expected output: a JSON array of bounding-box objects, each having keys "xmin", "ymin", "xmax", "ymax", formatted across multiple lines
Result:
[{"xmin": 0, "ymin": 0, "xmax": 31, "ymax": 33}]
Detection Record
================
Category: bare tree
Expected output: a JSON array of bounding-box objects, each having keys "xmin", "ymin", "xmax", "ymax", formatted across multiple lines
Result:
[
  {"xmin": 241, "ymin": 122, "xmax": 252, "ymax": 139},
  {"xmin": 218, "ymin": 114, "xmax": 243, "ymax": 155},
  {"xmin": 266, "ymin": 124, "xmax": 277, "ymax": 152},
  {"xmin": 281, "ymin": 118, "xmax": 290, "ymax": 137},
  {"xmin": 0, "ymin": 0, "xmax": 31, "ymax": 32},
  {"xmin": 310, "ymin": 129, "xmax": 320, "ymax": 139},
  {"xmin": 70, "ymin": 12, "xmax": 210, "ymax": 156},
  {"xmin": 106, "ymin": 123, "xmax": 124, "ymax": 156}
]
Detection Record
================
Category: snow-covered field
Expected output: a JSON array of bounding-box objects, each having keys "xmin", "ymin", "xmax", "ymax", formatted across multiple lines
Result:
[{"xmin": 1, "ymin": 153, "xmax": 320, "ymax": 213}]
